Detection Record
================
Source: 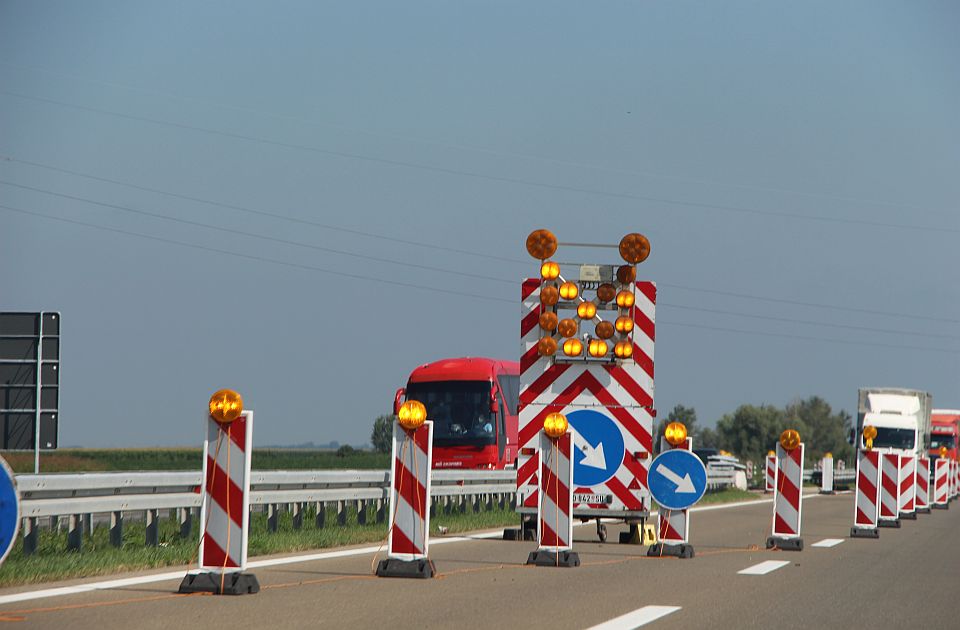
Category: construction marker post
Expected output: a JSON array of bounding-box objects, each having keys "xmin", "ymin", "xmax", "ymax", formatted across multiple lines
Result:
[
  {"xmin": 953, "ymin": 460, "xmax": 959, "ymax": 500},
  {"xmin": 878, "ymin": 453, "xmax": 902, "ymax": 527},
  {"xmin": 932, "ymin": 458, "xmax": 949, "ymax": 509},
  {"xmin": 647, "ymin": 433, "xmax": 706, "ymax": 559},
  {"xmin": 850, "ymin": 449, "xmax": 881, "ymax": 538},
  {"xmin": 767, "ymin": 430, "xmax": 804, "ymax": 551},
  {"xmin": 915, "ymin": 458, "xmax": 930, "ymax": 514},
  {"xmin": 898, "ymin": 455, "xmax": 917, "ymax": 520},
  {"xmin": 820, "ymin": 454, "xmax": 834, "ymax": 495},
  {"xmin": 377, "ymin": 403, "xmax": 434, "ymax": 579},
  {"xmin": 180, "ymin": 390, "xmax": 258, "ymax": 595},
  {"xmin": 527, "ymin": 419, "xmax": 578, "ymax": 568},
  {"xmin": 764, "ymin": 453, "xmax": 775, "ymax": 493}
]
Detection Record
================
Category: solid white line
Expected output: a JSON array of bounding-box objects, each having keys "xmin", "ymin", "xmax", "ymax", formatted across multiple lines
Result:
[
  {"xmin": 811, "ymin": 538, "xmax": 844, "ymax": 548},
  {"xmin": 738, "ymin": 560, "xmax": 790, "ymax": 575},
  {"xmin": 586, "ymin": 605, "xmax": 682, "ymax": 629}
]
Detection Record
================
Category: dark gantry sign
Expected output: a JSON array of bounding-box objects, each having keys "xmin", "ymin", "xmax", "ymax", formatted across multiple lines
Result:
[{"xmin": 0, "ymin": 312, "xmax": 59, "ymax": 450}]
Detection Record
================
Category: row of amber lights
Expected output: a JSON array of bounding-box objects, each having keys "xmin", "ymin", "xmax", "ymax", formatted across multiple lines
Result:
[{"xmin": 527, "ymin": 229, "xmax": 650, "ymax": 359}]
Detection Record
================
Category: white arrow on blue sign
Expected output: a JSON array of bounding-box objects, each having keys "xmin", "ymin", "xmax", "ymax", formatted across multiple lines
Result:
[{"xmin": 648, "ymin": 449, "xmax": 708, "ymax": 511}]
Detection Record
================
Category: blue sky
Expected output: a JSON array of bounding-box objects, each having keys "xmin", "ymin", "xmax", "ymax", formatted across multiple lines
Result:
[{"xmin": 1, "ymin": 0, "xmax": 957, "ymax": 447}]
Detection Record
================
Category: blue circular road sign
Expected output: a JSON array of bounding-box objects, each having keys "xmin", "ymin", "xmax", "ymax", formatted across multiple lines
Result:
[
  {"xmin": 648, "ymin": 449, "xmax": 708, "ymax": 511},
  {"xmin": 566, "ymin": 409, "xmax": 625, "ymax": 487},
  {"xmin": 0, "ymin": 457, "xmax": 20, "ymax": 567}
]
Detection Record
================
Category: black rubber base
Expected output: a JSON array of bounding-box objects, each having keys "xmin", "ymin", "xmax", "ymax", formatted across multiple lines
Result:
[
  {"xmin": 646, "ymin": 543, "xmax": 694, "ymax": 558},
  {"xmin": 526, "ymin": 550, "xmax": 580, "ymax": 567},
  {"xmin": 766, "ymin": 536, "xmax": 803, "ymax": 551},
  {"xmin": 819, "ymin": 491, "xmax": 836, "ymax": 495},
  {"xmin": 878, "ymin": 519, "xmax": 902, "ymax": 528},
  {"xmin": 932, "ymin": 503, "xmax": 949, "ymax": 510},
  {"xmin": 376, "ymin": 557, "xmax": 435, "ymax": 579},
  {"xmin": 850, "ymin": 527, "xmax": 879, "ymax": 539},
  {"xmin": 915, "ymin": 507, "xmax": 931, "ymax": 514},
  {"xmin": 178, "ymin": 571, "xmax": 260, "ymax": 595},
  {"xmin": 901, "ymin": 511, "xmax": 917, "ymax": 520}
]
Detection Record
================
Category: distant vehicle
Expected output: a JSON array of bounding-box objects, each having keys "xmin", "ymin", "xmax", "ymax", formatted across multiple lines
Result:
[
  {"xmin": 693, "ymin": 448, "xmax": 719, "ymax": 464},
  {"xmin": 930, "ymin": 409, "xmax": 960, "ymax": 466},
  {"xmin": 394, "ymin": 357, "xmax": 520, "ymax": 470},
  {"xmin": 855, "ymin": 388, "xmax": 932, "ymax": 462}
]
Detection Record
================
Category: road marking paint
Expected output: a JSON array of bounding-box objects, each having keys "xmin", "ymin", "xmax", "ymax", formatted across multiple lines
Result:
[
  {"xmin": 811, "ymin": 538, "xmax": 844, "ymax": 548},
  {"xmin": 738, "ymin": 560, "xmax": 790, "ymax": 575},
  {"xmin": 586, "ymin": 605, "xmax": 681, "ymax": 629}
]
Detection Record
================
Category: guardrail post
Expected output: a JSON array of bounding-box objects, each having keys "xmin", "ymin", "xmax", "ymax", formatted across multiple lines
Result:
[
  {"xmin": 267, "ymin": 504, "xmax": 278, "ymax": 533},
  {"xmin": 292, "ymin": 502, "xmax": 303, "ymax": 530},
  {"xmin": 178, "ymin": 507, "xmax": 192, "ymax": 539},
  {"xmin": 110, "ymin": 511, "xmax": 123, "ymax": 547},
  {"xmin": 83, "ymin": 513, "xmax": 92, "ymax": 539},
  {"xmin": 443, "ymin": 496, "xmax": 451, "ymax": 515},
  {"xmin": 337, "ymin": 500, "xmax": 346, "ymax": 526},
  {"xmin": 430, "ymin": 501, "xmax": 436, "ymax": 518},
  {"xmin": 22, "ymin": 517, "xmax": 37, "ymax": 556},
  {"xmin": 376, "ymin": 499, "xmax": 385, "ymax": 524},
  {"xmin": 145, "ymin": 509, "xmax": 159, "ymax": 547},
  {"xmin": 315, "ymin": 502, "xmax": 325, "ymax": 528},
  {"xmin": 459, "ymin": 496, "xmax": 466, "ymax": 514},
  {"xmin": 499, "ymin": 493, "xmax": 506, "ymax": 510},
  {"xmin": 473, "ymin": 494, "xmax": 481, "ymax": 513},
  {"xmin": 357, "ymin": 500, "xmax": 367, "ymax": 526},
  {"xmin": 486, "ymin": 494, "xmax": 493, "ymax": 511},
  {"xmin": 67, "ymin": 514, "xmax": 82, "ymax": 552},
  {"xmin": 50, "ymin": 515, "xmax": 59, "ymax": 532}
]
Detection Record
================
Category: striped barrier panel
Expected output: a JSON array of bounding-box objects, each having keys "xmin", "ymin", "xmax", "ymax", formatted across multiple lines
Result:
[
  {"xmin": 879, "ymin": 453, "xmax": 901, "ymax": 526},
  {"xmin": 932, "ymin": 458, "xmax": 949, "ymax": 507},
  {"xmin": 851, "ymin": 450, "xmax": 880, "ymax": 538},
  {"xmin": 527, "ymin": 430, "xmax": 578, "ymax": 567},
  {"xmin": 378, "ymin": 420, "xmax": 434, "ymax": 578},
  {"xmin": 915, "ymin": 458, "xmax": 930, "ymax": 513},
  {"xmin": 767, "ymin": 442, "xmax": 804, "ymax": 551},
  {"xmin": 179, "ymin": 409, "xmax": 258, "ymax": 595},
  {"xmin": 820, "ymin": 455, "xmax": 834, "ymax": 494},
  {"xmin": 954, "ymin": 461, "xmax": 959, "ymax": 499},
  {"xmin": 765, "ymin": 454, "xmax": 775, "ymax": 493},
  {"xmin": 657, "ymin": 436, "xmax": 691, "ymax": 547},
  {"xmin": 898, "ymin": 455, "xmax": 917, "ymax": 519}
]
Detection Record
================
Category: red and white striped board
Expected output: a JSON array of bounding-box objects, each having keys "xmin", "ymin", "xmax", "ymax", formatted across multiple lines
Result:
[
  {"xmin": 771, "ymin": 443, "xmax": 804, "ymax": 540},
  {"xmin": 898, "ymin": 455, "xmax": 916, "ymax": 516},
  {"xmin": 199, "ymin": 410, "xmax": 253, "ymax": 572},
  {"xmin": 657, "ymin": 437, "xmax": 691, "ymax": 545},
  {"xmin": 953, "ymin": 460, "xmax": 959, "ymax": 499},
  {"xmin": 932, "ymin": 458, "xmax": 949, "ymax": 506},
  {"xmin": 386, "ymin": 421, "xmax": 433, "ymax": 561},
  {"xmin": 537, "ymin": 431, "xmax": 574, "ymax": 553},
  {"xmin": 915, "ymin": 458, "xmax": 930, "ymax": 512},
  {"xmin": 764, "ymin": 454, "xmax": 775, "ymax": 493},
  {"xmin": 517, "ymin": 279, "xmax": 655, "ymax": 520},
  {"xmin": 879, "ymin": 453, "xmax": 901, "ymax": 523},
  {"xmin": 852, "ymin": 450, "xmax": 880, "ymax": 533}
]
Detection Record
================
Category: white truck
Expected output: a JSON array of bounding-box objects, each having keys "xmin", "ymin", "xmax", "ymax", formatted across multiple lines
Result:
[{"xmin": 856, "ymin": 387, "xmax": 932, "ymax": 460}]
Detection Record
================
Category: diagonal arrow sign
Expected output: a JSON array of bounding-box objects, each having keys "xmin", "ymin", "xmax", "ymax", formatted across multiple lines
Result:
[
  {"xmin": 574, "ymin": 434, "xmax": 607, "ymax": 469},
  {"xmin": 656, "ymin": 463, "xmax": 696, "ymax": 493}
]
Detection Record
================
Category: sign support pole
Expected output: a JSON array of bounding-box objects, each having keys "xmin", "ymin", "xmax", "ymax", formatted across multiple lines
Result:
[{"xmin": 33, "ymin": 313, "xmax": 43, "ymax": 475}]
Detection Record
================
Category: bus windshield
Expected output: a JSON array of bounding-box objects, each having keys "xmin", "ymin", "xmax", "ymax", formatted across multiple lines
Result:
[
  {"xmin": 405, "ymin": 380, "xmax": 495, "ymax": 447},
  {"xmin": 931, "ymin": 435, "xmax": 957, "ymax": 450},
  {"xmin": 871, "ymin": 427, "xmax": 915, "ymax": 450}
]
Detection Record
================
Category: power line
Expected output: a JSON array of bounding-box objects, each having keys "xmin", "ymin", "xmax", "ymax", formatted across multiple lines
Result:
[{"xmin": 1, "ymin": 89, "xmax": 956, "ymax": 235}]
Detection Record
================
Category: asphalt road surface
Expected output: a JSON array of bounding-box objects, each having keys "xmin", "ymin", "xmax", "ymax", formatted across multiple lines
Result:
[{"xmin": 0, "ymin": 492, "xmax": 956, "ymax": 629}]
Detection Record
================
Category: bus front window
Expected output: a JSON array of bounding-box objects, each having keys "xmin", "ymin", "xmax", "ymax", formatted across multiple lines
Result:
[{"xmin": 405, "ymin": 381, "xmax": 495, "ymax": 447}]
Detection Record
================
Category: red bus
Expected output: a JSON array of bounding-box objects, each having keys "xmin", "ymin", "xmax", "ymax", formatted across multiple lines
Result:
[{"xmin": 394, "ymin": 357, "xmax": 520, "ymax": 470}]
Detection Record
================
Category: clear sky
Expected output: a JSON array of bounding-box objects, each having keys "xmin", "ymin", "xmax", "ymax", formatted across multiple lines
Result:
[{"xmin": 1, "ymin": 0, "xmax": 957, "ymax": 448}]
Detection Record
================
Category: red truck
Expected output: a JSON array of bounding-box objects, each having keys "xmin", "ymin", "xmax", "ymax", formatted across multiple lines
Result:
[
  {"xmin": 394, "ymin": 357, "xmax": 520, "ymax": 469},
  {"xmin": 930, "ymin": 409, "xmax": 960, "ymax": 465}
]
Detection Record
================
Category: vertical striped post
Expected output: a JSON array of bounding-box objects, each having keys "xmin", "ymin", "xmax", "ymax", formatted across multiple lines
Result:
[
  {"xmin": 657, "ymin": 436, "xmax": 691, "ymax": 551},
  {"xmin": 932, "ymin": 458, "xmax": 949, "ymax": 508},
  {"xmin": 377, "ymin": 420, "xmax": 434, "ymax": 578},
  {"xmin": 527, "ymin": 430, "xmax": 578, "ymax": 567},
  {"xmin": 953, "ymin": 460, "xmax": 959, "ymax": 500},
  {"xmin": 764, "ymin": 454, "xmax": 776, "ymax": 493},
  {"xmin": 820, "ymin": 454, "xmax": 834, "ymax": 494},
  {"xmin": 898, "ymin": 455, "xmax": 917, "ymax": 519},
  {"xmin": 767, "ymin": 442, "xmax": 804, "ymax": 551},
  {"xmin": 878, "ymin": 453, "xmax": 901, "ymax": 527},
  {"xmin": 850, "ymin": 450, "xmax": 880, "ymax": 538},
  {"xmin": 915, "ymin": 458, "xmax": 930, "ymax": 514},
  {"xmin": 179, "ymin": 409, "xmax": 259, "ymax": 595}
]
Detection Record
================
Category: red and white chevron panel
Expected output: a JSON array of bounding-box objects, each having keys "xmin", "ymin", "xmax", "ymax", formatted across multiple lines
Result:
[
  {"xmin": 517, "ymin": 279, "xmax": 655, "ymax": 517},
  {"xmin": 853, "ymin": 450, "xmax": 880, "ymax": 530},
  {"xmin": 537, "ymin": 431, "xmax": 574, "ymax": 552},
  {"xmin": 199, "ymin": 410, "xmax": 253, "ymax": 571},
  {"xmin": 898, "ymin": 455, "xmax": 916, "ymax": 515},
  {"xmin": 933, "ymin": 458, "xmax": 949, "ymax": 506},
  {"xmin": 765, "ymin": 454, "xmax": 775, "ymax": 493},
  {"xmin": 772, "ymin": 443, "xmax": 804, "ymax": 538},
  {"xmin": 953, "ymin": 461, "xmax": 959, "ymax": 498},
  {"xmin": 915, "ymin": 458, "xmax": 930, "ymax": 511},
  {"xmin": 387, "ymin": 420, "xmax": 433, "ymax": 560},
  {"xmin": 879, "ymin": 453, "xmax": 901, "ymax": 522},
  {"xmin": 657, "ymin": 436, "xmax": 691, "ymax": 544}
]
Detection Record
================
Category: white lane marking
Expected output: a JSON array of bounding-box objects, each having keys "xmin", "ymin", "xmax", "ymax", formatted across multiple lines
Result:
[
  {"xmin": 811, "ymin": 538, "xmax": 844, "ymax": 548},
  {"xmin": 586, "ymin": 605, "xmax": 681, "ymax": 629},
  {"xmin": 738, "ymin": 560, "xmax": 790, "ymax": 575}
]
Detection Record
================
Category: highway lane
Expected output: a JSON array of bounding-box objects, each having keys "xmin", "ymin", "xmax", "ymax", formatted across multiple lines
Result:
[{"xmin": 0, "ymin": 492, "xmax": 956, "ymax": 629}]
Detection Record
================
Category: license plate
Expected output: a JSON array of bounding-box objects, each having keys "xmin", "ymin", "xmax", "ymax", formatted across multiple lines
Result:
[{"xmin": 573, "ymin": 493, "xmax": 612, "ymax": 504}]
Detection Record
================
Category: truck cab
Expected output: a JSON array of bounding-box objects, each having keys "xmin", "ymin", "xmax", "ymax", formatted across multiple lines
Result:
[
  {"xmin": 930, "ymin": 409, "xmax": 960, "ymax": 466},
  {"xmin": 856, "ymin": 388, "xmax": 932, "ymax": 460}
]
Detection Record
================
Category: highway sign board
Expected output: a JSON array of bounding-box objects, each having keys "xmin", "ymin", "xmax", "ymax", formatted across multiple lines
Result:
[
  {"xmin": 567, "ymin": 409, "xmax": 625, "ymax": 487},
  {"xmin": 648, "ymin": 449, "xmax": 708, "ymax": 511},
  {"xmin": 0, "ymin": 312, "xmax": 60, "ymax": 451},
  {"xmin": 0, "ymin": 456, "xmax": 20, "ymax": 567}
]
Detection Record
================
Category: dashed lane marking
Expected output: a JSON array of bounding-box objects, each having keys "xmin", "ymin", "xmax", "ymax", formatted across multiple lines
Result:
[
  {"xmin": 585, "ymin": 605, "xmax": 682, "ymax": 629},
  {"xmin": 738, "ymin": 560, "xmax": 790, "ymax": 575},
  {"xmin": 811, "ymin": 538, "xmax": 844, "ymax": 548}
]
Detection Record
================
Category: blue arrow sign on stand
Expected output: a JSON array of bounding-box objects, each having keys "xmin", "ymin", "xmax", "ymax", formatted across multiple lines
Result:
[
  {"xmin": 648, "ymin": 449, "xmax": 708, "ymax": 511},
  {"xmin": 0, "ymin": 457, "xmax": 20, "ymax": 567}
]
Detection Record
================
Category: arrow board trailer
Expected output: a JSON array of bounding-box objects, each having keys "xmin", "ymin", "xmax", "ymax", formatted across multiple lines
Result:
[{"xmin": 517, "ymin": 243, "xmax": 656, "ymax": 529}]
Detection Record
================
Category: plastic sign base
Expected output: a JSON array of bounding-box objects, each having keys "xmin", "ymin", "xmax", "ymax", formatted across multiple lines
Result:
[
  {"xmin": 376, "ymin": 557, "xmax": 435, "ymax": 579},
  {"xmin": 850, "ymin": 527, "xmax": 879, "ymax": 539},
  {"xmin": 766, "ymin": 536, "xmax": 803, "ymax": 551},
  {"xmin": 178, "ymin": 571, "xmax": 260, "ymax": 595},
  {"xmin": 931, "ymin": 503, "xmax": 949, "ymax": 510},
  {"xmin": 646, "ymin": 543, "xmax": 694, "ymax": 558},
  {"xmin": 526, "ymin": 549, "xmax": 580, "ymax": 568},
  {"xmin": 916, "ymin": 507, "xmax": 931, "ymax": 515},
  {"xmin": 878, "ymin": 519, "xmax": 902, "ymax": 528},
  {"xmin": 900, "ymin": 512, "xmax": 917, "ymax": 520}
]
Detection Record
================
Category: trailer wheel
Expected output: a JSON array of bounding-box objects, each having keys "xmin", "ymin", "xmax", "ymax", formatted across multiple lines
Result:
[{"xmin": 596, "ymin": 520, "xmax": 607, "ymax": 543}]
